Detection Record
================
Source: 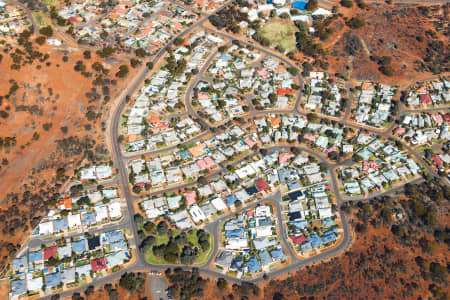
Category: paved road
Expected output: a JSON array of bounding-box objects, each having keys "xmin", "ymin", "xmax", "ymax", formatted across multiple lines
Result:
[
  {"xmin": 31, "ymin": 1, "xmax": 450, "ymax": 298},
  {"xmin": 149, "ymin": 276, "xmax": 169, "ymax": 300}
]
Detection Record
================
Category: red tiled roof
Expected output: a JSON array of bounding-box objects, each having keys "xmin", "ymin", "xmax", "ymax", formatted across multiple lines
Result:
[
  {"xmin": 90, "ymin": 258, "xmax": 106, "ymax": 271},
  {"xmin": 44, "ymin": 246, "xmax": 58, "ymax": 260},
  {"xmin": 290, "ymin": 234, "xmax": 307, "ymax": 245},
  {"xmin": 255, "ymin": 179, "xmax": 270, "ymax": 191}
]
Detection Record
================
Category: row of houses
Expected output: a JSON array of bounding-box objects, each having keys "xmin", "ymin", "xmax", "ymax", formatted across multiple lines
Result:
[
  {"xmin": 10, "ymin": 230, "xmax": 130, "ymax": 297},
  {"xmin": 123, "ymin": 30, "xmax": 224, "ymax": 152},
  {"xmin": 196, "ymin": 43, "xmax": 297, "ymax": 122},
  {"xmin": 284, "ymin": 184, "xmax": 339, "ymax": 254},
  {"xmin": 352, "ymin": 82, "xmax": 397, "ymax": 128},
  {"xmin": 339, "ymin": 139, "xmax": 422, "ymax": 195},
  {"xmin": 215, "ymin": 205, "xmax": 287, "ymax": 277},
  {"xmin": 36, "ymin": 187, "xmax": 122, "ymax": 236},
  {"xmin": 303, "ymin": 72, "xmax": 343, "ymax": 117},
  {"xmin": 396, "ymin": 111, "xmax": 450, "ymax": 145},
  {"xmin": 406, "ymin": 78, "xmax": 450, "ymax": 107}
]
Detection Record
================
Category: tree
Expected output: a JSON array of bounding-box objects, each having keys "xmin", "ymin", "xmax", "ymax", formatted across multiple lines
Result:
[
  {"xmin": 288, "ymin": 67, "xmax": 299, "ymax": 76},
  {"xmin": 143, "ymin": 221, "xmax": 155, "ymax": 233},
  {"xmin": 157, "ymin": 221, "xmax": 169, "ymax": 235},
  {"xmin": 135, "ymin": 48, "xmax": 146, "ymax": 57},
  {"xmin": 217, "ymin": 278, "xmax": 228, "ymax": 291},
  {"xmin": 347, "ymin": 17, "xmax": 365, "ymax": 29},
  {"xmin": 119, "ymin": 273, "xmax": 144, "ymax": 292},
  {"xmin": 307, "ymin": 0, "xmax": 318, "ymax": 11},
  {"xmin": 35, "ymin": 36, "xmax": 46, "ymax": 45},
  {"xmin": 146, "ymin": 61, "xmax": 154, "ymax": 70},
  {"xmin": 40, "ymin": 26, "xmax": 54, "ymax": 37},
  {"xmin": 341, "ymin": 0, "xmax": 353, "ymax": 7},
  {"xmin": 116, "ymin": 65, "xmax": 129, "ymax": 78}
]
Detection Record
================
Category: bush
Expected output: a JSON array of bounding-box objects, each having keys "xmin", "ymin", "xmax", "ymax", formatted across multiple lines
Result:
[
  {"xmin": 35, "ymin": 36, "xmax": 46, "ymax": 45},
  {"xmin": 157, "ymin": 221, "xmax": 169, "ymax": 235},
  {"xmin": 341, "ymin": 0, "xmax": 353, "ymax": 7},
  {"xmin": 307, "ymin": 0, "xmax": 319, "ymax": 11},
  {"xmin": 347, "ymin": 17, "xmax": 365, "ymax": 29},
  {"xmin": 115, "ymin": 65, "xmax": 129, "ymax": 78},
  {"xmin": 40, "ymin": 26, "xmax": 54, "ymax": 37}
]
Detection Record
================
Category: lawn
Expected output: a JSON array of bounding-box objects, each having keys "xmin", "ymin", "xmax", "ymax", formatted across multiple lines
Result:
[
  {"xmin": 32, "ymin": 11, "xmax": 52, "ymax": 28},
  {"xmin": 145, "ymin": 230, "xmax": 214, "ymax": 266},
  {"xmin": 258, "ymin": 18, "xmax": 299, "ymax": 52}
]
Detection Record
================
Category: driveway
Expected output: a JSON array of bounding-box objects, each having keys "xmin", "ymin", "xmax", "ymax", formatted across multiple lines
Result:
[{"xmin": 149, "ymin": 276, "xmax": 169, "ymax": 300}]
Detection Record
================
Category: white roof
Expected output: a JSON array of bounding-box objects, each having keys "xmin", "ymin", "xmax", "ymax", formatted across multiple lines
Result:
[
  {"xmin": 26, "ymin": 274, "xmax": 43, "ymax": 291},
  {"xmin": 68, "ymin": 214, "xmax": 82, "ymax": 228},
  {"xmin": 211, "ymin": 198, "xmax": 227, "ymax": 211},
  {"xmin": 95, "ymin": 206, "xmax": 109, "ymax": 222},
  {"xmin": 312, "ymin": 8, "xmax": 332, "ymax": 16},
  {"xmin": 108, "ymin": 200, "xmax": 122, "ymax": 219},
  {"xmin": 39, "ymin": 222, "xmax": 54, "ymax": 235}
]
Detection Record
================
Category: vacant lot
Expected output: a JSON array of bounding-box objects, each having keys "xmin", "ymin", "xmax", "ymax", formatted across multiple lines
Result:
[{"xmin": 258, "ymin": 19, "xmax": 299, "ymax": 52}]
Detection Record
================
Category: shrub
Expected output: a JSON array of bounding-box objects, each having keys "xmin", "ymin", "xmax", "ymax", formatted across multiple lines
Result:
[
  {"xmin": 347, "ymin": 17, "xmax": 365, "ymax": 29},
  {"xmin": 341, "ymin": 0, "xmax": 353, "ymax": 7}
]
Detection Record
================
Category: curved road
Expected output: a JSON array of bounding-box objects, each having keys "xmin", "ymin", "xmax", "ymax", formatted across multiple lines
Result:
[{"xmin": 35, "ymin": 0, "xmax": 449, "ymax": 298}]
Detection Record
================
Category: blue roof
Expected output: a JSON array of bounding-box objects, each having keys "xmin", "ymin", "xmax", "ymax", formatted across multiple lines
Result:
[
  {"xmin": 82, "ymin": 212, "xmax": 95, "ymax": 225},
  {"xmin": 308, "ymin": 233, "xmax": 322, "ymax": 248},
  {"xmin": 226, "ymin": 229, "xmax": 243, "ymax": 239},
  {"xmin": 270, "ymin": 248, "xmax": 286, "ymax": 261},
  {"xmin": 105, "ymin": 231, "xmax": 124, "ymax": 243},
  {"xmin": 321, "ymin": 231, "xmax": 337, "ymax": 244},
  {"xmin": 231, "ymin": 256, "xmax": 244, "ymax": 271},
  {"xmin": 246, "ymin": 257, "xmax": 261, "ymax": 273},
  {"xmin": 11, "ymin": 279, "xmax": 26, "ymax": 296},
  {"xmin": 225, "ymin": 194, "xmax": 238, "ymax": 206},
  {"xmin": 288, "ymin": 190, "xmax": 304, "ymax": 200},
  {"xmin": 287, "ymin": 180, "xmax": 302, "ymax": 191},
  {"xmin": 259, "ymin": 250, "xmax": 272, "ymax": 266},
  {"xmin": 53, "ymin": 218, "xmax": 68, "ymax": 232},
  {"xmin": 289, "ymin": 220, "xmax": 308, "ymax": 229},
  {"xmin": 245, "ymin": 186, "xmax": 259, "ymax": 195},
  {"xmin": 322, "ymin": 218, "xmax": 334, "ymax": 227},
  {"xmin": 292, "ymin": 0, "xmax": 308, "ymax": 10},
  {"xmin": 301, "ymin": 241, "xmax": 312, "ymax": 252},
  {"xmin": 219, "ymin": 53, "xmax": 231, "ymax": 61},
  {"xmin": 177, "ymin": 150, "xmax": 192, "ymax": 160},
  {"xmin": 46, "ymin": 272, "xmax": 61, "ymax": 287},
  {"xmin": 72, "ymin": 239, "xmax": 86, "ymax": 253},
  {"xmin": 12, "ymin": 256, "xmax": 28, "ymax": 270},
  {"xmin": 87, "ymin": 236, "xmax": 100, "ymax": 250},
  {"xmin": 29, "ymin": 250, "xmax": 43, "ymax": 263}
]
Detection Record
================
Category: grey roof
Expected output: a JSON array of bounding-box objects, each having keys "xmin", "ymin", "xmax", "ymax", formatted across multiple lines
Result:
[
  {"xmin": 105, "ymin": 231, "xmax": 124, "ymax": 243},
  {"xmin": 28, "ymin": 250, "xmax": 43, "ymax": 263},
  {"xmin": 270, "ymin": 248, "xmax": 287, "ymax": 261},
  {"xmin": 82, "ymin": 212, "xmax": 96, "ymax": 225},
  {"xmin": 72, "ymin": 239, "xmax": 87, "ymax": 253},
  {"xmin": 53, "ymin": 218, "xmax": 68, "ymax": 232},
  {"xmin": 11, "ymin": 279, "xmax": 26, "ymax": 296},
  {"xmin": 253, "ymin": 237, "xmax": 276, "ymax": 251},
  {"xmin": 215, "ymin": 251, "xmax": 234, "ymax": 268},
  {"xmin": 256, "ymin": 217, "xmax": 272, "ymax": 227},
  {"xmin": 58, "ymin": 244, "xmax": 72, "ymax": 259},
  {"xmin": 230, "ymin": 256, "xmax": 244, "ymax": 271},
  {"xmin": 110, "ymin": 240, "xmax": 128, "ymax": 252},
  {"xmin": 12, "ymin": 256, "xmax": 27, "ymax": 270},
  {"xmin": 75, "ymin": 263, "xmax": 91, "ymax": 277},
  {"xmin": 60, "ymin": 267, "xmax": 75, "ymax": 283},
  {"xmin": 259, "ymin": 249, "xmax": 272, "ymax": 267},
  {"xmin": 45, "ymin": 272, "xmax": 61, "ymax": 288},
  {"xmin": 200, "ymin": 203, "xmax": 216, "ymax": 217}
]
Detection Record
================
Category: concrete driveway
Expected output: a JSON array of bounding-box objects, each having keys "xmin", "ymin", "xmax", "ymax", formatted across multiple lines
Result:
[{"xmin": 149, "ymin": 276, "xmax": 168, "ymax": 300}]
